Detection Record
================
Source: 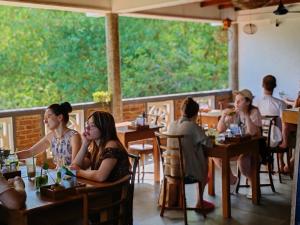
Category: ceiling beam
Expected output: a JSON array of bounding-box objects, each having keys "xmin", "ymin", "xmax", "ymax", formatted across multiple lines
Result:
[
  {"xmin": 218, "ymin": 3, "xmax": 234, "ymax": 9},
  {"xmin": 0, "ymin": 0, "xmax": 111, "ymax": 13},
  {"xmin": 266, "ymin": 0, "xmax": 300, "ymax": 6},
  {"xmin": 123, "ymin": 12, "xmax": 221, "ymax": 23},
  {"xmin": 200, "ymin": 0, "xmax": 231, "ymax": 7},
  {"xmin": 112, "ymin": 0, "xmax": 203, "ymax": 13}
]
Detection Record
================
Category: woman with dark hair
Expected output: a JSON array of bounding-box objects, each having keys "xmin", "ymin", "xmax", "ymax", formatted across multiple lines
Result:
[
  {"xmin": 216, "ymin": 89, "xmax": 262, "ymax": 198},
  {"xmin": 163, "ymin": 97, "xmax": 213, "ymax": 210},
  {"xmin": 71, "ymin": 111, "xmax": 130, "ymax": 182},
  {"xmin": 17, "ymin": 102, "xmax": 81, "ymax": 166}
]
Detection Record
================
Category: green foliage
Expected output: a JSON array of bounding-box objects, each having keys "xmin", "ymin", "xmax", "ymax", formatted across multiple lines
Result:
[{"xmin": 0, "ymin": 6, "xmax": 227, "ymax": 109}]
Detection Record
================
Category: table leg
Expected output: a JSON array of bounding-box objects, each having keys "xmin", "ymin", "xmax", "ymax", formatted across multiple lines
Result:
[
  {"xmin": 208, "ymin": 158, "xmax": 215, "ymax": 196},
  {"xmin": 251, "ymin": 150, "xmax": 260, "ymax": 204},
  {"xmin": 153, "ymin": 137, "xmax": 160, "ymax": 183},
  {"xmin": 222, "ymin": 157, "xmax": 231, "ymax": 218}
]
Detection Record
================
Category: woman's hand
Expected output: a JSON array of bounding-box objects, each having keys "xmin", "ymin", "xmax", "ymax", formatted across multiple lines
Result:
[
  {"xmin": 81, "ymin": 131, "xmax": 92, "ymax": 146},
  {"xmin": 69, "ymin": 163, "xmax": 81, "ymax": 171}
]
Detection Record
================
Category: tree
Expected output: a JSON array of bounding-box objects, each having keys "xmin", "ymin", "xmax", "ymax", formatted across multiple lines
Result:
[{"xmin": 0, "ymin": 6, "xmax": 227, "ymax": 109}]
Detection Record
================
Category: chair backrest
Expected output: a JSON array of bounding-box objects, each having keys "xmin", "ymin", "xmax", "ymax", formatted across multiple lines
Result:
[
  {"xmin": 127, "ymin": 153, "xmax": 139, "ymax": 192},
  {"xmin": 147, "ymin": 113, "xmax": 160, "ymax": 126},
  {"xmin": 127, "ymin": 153, "xmax": 139, "ymax": 225},
  {"xmin": 80, "ymin": 175, "xmax": 131, "ymax": 225},
  {"xmin": 261, "ymin": 115, "xmax": 279, "ymax": 148},
  {"xmin": 155, "ymin": 132, "xmax": 185, "ymax": 179}
]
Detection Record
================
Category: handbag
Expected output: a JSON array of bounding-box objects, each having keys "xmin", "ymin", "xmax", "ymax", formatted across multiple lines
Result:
[{"xmin": 270, "ymin": 124, "xmax": 282, "ymax": 148}]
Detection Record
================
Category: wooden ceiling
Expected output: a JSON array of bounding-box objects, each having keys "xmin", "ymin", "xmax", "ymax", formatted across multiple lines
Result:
[{"xmin": 200, "ymin": 0, "xmax": 300, "ymax": 10}]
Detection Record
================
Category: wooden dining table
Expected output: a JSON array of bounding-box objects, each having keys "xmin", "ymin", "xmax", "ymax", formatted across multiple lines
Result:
[
  {"xmin": 0, "ymin": 170, "xmax": 122, "ymax": 225},
  {"xmin": 116, "ymin": 124, "xmax": 162, "ymax": 182},
  {"xmin": 206, "ymin": 137, "xmax": 262, "ymax": 219},
  {"xmin": 282, "ymin": 108, "xmax": 300, "ymax": 125}
]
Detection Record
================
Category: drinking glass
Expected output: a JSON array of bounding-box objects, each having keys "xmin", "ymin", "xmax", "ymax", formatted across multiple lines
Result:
[{"xmin": 25, "ymin": 157, "xmax": 36, "ymax": 181}]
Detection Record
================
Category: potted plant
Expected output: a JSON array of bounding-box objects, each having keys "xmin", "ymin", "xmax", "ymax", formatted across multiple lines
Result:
[
  {"xmin": 35, "ymin": 162, "xmax": 49, "ymax": 190},
  {"xmin": 92, "ymin": 91, "xmax": 111, "ymax": 104}
]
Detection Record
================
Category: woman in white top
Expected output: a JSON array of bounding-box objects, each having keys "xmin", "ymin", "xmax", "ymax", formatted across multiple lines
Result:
[
  {"xmin": 17, "ymin": 102, "xmax": 81, "ymax": 166},
  {"xmin": 217, "ymin": 89, "xmax": 262, "ymax": 198}
]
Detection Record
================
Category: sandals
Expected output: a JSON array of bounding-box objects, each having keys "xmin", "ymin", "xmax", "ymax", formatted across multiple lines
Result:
[{"xmin": 195, "ymin": 200, "xmax": 215, "ymax": 213}]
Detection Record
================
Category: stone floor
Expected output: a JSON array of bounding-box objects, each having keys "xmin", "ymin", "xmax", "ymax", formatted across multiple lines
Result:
[{"xmin": 133, "ymin": 164, "xmax": 292, "ymax": 225}]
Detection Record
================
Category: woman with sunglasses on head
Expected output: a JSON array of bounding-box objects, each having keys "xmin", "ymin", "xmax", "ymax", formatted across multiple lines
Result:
[
  {"xmin": 17, "ymin": 102, "xmax": 81, "ymax": 166},
  {"xmin": 216, "ymin": 89, "xmax": 262, "ymax": 198},
  {"xmin": 71, "ymin": 111, "xmax": 130, "ymax": 182}
]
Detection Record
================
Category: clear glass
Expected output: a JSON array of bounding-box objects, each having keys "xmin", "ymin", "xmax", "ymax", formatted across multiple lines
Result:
[{"xmin": 25, "ymin": 157, "xmax": 36, "ymax": 181}]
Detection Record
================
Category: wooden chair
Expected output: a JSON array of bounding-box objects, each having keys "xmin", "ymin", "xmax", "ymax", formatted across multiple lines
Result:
[
  {"xmin": 127, "ymin": 153, "xmax": 140, "ymax": 225},
  {"xmin": 79, "ymin": 175, "xmax": 131, "ymax": 225},
  {"xmin": 79, "ymin": 154, "xmax": 139, "ymax": 225},
  {"xmin": 236, "ymin": 116, "xmax": 290, "ymax": 193},
  {"xmin": 128, "ymin": 113, "xmax": 159, "ymax": 182},
  {"xmin": 262, "ymin": 116, "xmax": 292, "ymax": 182},
  {"xmin": 155, "ymin": 132, "xmax": 207, "ymax": 225}
]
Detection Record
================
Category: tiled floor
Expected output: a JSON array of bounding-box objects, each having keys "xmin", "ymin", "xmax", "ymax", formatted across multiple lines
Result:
[{"xmin": 133, "ymin": 164, "xmax": 292, "ymax": 225}]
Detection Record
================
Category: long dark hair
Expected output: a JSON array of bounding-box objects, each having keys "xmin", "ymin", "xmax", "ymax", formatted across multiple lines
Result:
[
  {"xmin": 48, "ymin": 102, "xmax": 72, "ymax": 124},
  {"xmin": 88, "ymin": 111, "xmax": 127, "ymax": 168},
  {"xmin": 181, "ymin": 97, "xmax": 199, "ymax": 118}
]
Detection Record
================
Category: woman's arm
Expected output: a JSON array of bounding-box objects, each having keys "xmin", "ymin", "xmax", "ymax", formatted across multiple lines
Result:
[
  {"xmin": 16, "ymin": 135, "xmax": 50, "ymax": 159},
  {"xmin": 244, "ymin": 109, "xmax": 261, "ymax": 136},
  {"xmin": 77, "ymin": 158, "xmax": 117, "ymax": 182},
  {"xmin": 70, "ymin": 133, "xmax": 82, "ymax": 162},
  {"xmin": 217, "ymin": 109, "xmax": 235, "ymax": 133},
  {"xmin": 72, "ymin": 141, "xmax": 90, "ymax": 168}
]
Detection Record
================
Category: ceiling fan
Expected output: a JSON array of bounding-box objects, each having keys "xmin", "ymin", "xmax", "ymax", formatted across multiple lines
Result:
[
  {"xmin": 237, "ymin": 0, "xmax": 300, "ymax": 16},
  {"xmin": 273, "ymin": 0, "xmax": 300, "ymax": 15}
]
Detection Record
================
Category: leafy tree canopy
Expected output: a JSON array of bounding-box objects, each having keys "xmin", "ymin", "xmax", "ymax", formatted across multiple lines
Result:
[{"xmin": 0, "ymin": 6, "xmax": 227, "ymax": 109}]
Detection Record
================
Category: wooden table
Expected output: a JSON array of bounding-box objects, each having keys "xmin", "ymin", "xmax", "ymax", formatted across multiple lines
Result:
[
  {"xmin": 0, "ymin": 170, "xmax": 127, "ymax": 225},
  {"xmin": 0, "ymin": 172, "xmax": 82, "ymax": 225},
  {"xmin": 283, "ymin": 108, "xmax": 300, "ymax": 125},
  {"xmin": 207, "ymin": 137, "xmax": 262, "ymax": 218},
  {"xmin": 117, "ymin": 125, "xmax": 162, "ymax": 182}
]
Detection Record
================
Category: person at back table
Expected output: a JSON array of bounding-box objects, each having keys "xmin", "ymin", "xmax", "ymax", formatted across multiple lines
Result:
[
  {"xmin": 71, "ymin": 111, "xmax": 130, "ymax": 182},
  {"xmin": 166, "ymin": 97, "xmax": 214, "ymax": 210},
  {"xmin": 216, "ymin": 89, "xmax": 262, "ymax": 199},
  {"xmin": 0, "ymin": 175, "xmax": 26, "ymax": 209},
  {"xmin": 255, "ymin": 75, "xmax": 286, "ymax": 125},
  {"xmin": 254, "ymin": 75, "xmax": 287, "ymax": 171},
  {"xmin": 17, "ymin": 102, "xmax": 81, "ymax": 166}
]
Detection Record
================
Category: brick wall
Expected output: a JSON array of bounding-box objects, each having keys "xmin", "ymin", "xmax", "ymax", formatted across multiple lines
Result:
[
  {"xmin": 122, "ymin": 102, "xmax": 146, "ymax": 121},
  {"xmin": 15, "ymin": 115, "xmax": 42, "ymax": 150},
  {"xmin": 1, "ymin": 90, "xmax": 232, "ymax": 155}
]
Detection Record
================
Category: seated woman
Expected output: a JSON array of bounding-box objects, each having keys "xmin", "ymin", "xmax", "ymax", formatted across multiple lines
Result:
[
  {"xmin": 216, "ymin": 89, "xmax": 262, "ymax": 198},
  {"xmin": 0, "ymin": 175, "xmax": 26, "ymax": 209},
  {"xmin": 17, "ymin": 102, "xmax": 81, "ymax": 167},
  {"xmin": 71, "ymin": 111, "xmax": 130, "ymax": 182},
  {"xmin": 164, "ymin": 97, "xmax": 213, "ymax": 210}
]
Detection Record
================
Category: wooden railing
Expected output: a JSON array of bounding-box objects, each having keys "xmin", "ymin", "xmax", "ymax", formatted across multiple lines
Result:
[{"xmin": 0, "ymin": 89, "xmax": 232, "ymax": 151}]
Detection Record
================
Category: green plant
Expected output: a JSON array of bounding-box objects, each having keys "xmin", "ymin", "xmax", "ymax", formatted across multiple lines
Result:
[
  {"xmin": 92, "ymin": 91, "xmax": 111, "ymax": 103},
  {"xmin": 35, "ymin": 162, "xmax": 49, "ymax": 189}
]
